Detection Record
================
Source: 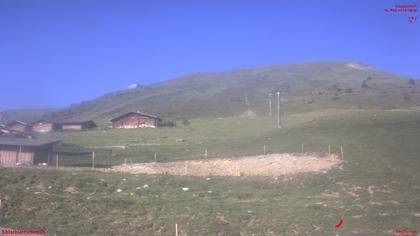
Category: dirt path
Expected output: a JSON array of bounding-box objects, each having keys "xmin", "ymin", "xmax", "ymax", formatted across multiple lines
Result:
[{"xmin": 112, "ymin": 153, "xmax": 342, "ymax": 177}]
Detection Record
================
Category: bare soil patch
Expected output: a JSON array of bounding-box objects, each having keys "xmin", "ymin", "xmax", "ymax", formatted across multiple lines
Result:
[{"xmin": 111, "ymin": 153, "xmax": 342, "ymax": 177}]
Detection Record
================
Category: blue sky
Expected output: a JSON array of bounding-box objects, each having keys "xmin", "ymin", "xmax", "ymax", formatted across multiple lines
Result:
[{"xmin": 0, "ymin": 0, "xmax": 419, "ymax": 109}]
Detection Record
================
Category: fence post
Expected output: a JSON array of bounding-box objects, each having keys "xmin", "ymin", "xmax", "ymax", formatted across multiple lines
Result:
[
  {"xmin": 205, "ymin": 149, "xmax": 208, "ymax": 159},
  {"xmin": 328, "ymin": 145, "xmax": 331, "ymax": 155},
  {"xmin": 109, "ymin": 149, "xmax": 112, "ymax": 167},
  {"xmin": 154, "ymin": 153, "xmax": 157, "ymax": 162},
  {"xmin": 341, "ymin": 145, "xmax": 344, "ymax": 160},
  {"xmin": 301, "ymin": 144, "xmax": 304, "ymax": 153},
  {"xmin": 92, "ymin": 151, "xmax": 95, "ymax": 169},
  {"xmin": 263, "ymin": 145, "xmax": 266, "ymax": 155},
  {"xmin": 55, "ymin": 153, "xmax": 59, "ymax": 169},
  {"xmin": 175, "ymin": 223, "xmax": 178, "ymax": 236}
]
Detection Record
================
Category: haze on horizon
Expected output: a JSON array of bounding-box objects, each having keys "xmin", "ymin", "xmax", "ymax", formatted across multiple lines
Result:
[{"xmin": 0, "ymin": 0, "xmax": 419, "ymax": 109}]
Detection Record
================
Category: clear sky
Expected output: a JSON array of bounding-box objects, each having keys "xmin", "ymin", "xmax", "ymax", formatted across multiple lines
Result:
[{"xmin": 0, "ymin": 0, "xmax": 419, "ymax": 109}]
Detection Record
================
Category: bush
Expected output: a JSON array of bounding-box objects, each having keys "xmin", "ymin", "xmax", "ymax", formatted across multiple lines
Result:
[
  {"xmin": 345, "ymin": 88, "xmax": 353, "ymax": 93},
  {"xmin": 181, "ymin": 119, "xmax": 190, "ymax": 126},
  {"xmin": 409, "ymin": 78, "xmax": 416, "ymax": 85},
  {"xmin": 361, "ymin": 80, "xmax": 370, "ymax": 89}
]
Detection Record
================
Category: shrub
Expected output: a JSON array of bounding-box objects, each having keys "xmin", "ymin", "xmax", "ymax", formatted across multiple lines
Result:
[
  {"xmin": 409, "ymin": 78, "xmax": 416, "ymax": 85},
  {"xmin": 361, "ymin": 80, "xmax": 370, "ymax": 89},
  {"xmin": 181, "ymin": 119, "xmax": 190, "ymax": 126}
]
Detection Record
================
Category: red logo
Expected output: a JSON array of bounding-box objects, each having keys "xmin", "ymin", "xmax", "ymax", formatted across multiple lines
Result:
[{"xmin": 335, "ymin": 218, "xmax": 344, "ymax": 228}]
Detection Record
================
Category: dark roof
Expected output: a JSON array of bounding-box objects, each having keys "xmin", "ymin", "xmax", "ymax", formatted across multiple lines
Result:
[
  {"xmin": 110, "ymin": 112, "xmax": 161, "ymax": 122},
  {"xmin": 0, "ymin": 137, "xmax": 60, "ymax": 147},
  {"xmin": 60, "ymin": 120, "xmax": 97, "ymax": 126},
  {"xmin": 7, "ymin": 120, "xmax": 28, "ymax": 126},
  {"xmin": 30, "ymin": 120, "xmax": 57, "ymax": 125},
  {"xmin": 0, "ymin": 127, "xmax": 34, "ymax": 138}
]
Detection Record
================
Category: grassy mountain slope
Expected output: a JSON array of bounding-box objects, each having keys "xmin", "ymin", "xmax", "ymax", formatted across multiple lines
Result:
[
  {"xmin": 0, "ymin": 109, "xmax": 58, "ymax": 124},
  {"xmin": 2, "ymin": 109, "xmax": 420, "ymax": 235},
  {"xmin": 2, "ymin": 61, "xmax": 418, "ymax": 125}
]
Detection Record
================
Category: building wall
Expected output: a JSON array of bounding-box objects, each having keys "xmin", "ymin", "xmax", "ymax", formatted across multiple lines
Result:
[
  {"xmin": 8, "ymin": 124, "xmax": 27, "ymax": 132},
  {"xmin": 0, "ymin": 149, "xmax": 18, "ymax": 166},
  {"xmin": 61, "ymin": 124, "xmax": 82, "ymax": 130},
  {"xmin": 0, "ymin": 144, "xmax": 53, "ymax": 166},
  {"xmin": 32, "ymin": 122, "xmax": 54, "ymax": 133},
  {"xmin": 113, "ymin": 114, "xmax": 158, "ymax": 129},
  {"xmin": 0, "ymin": 146, "xmax": 34, "ymax": 166}
]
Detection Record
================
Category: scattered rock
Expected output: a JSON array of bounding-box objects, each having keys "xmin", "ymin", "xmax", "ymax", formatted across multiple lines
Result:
[
  {"xmin": 64, "ymin": 186, "xmax": 78, "ymax": 194},
  {"xmin": 369, "ymin": 200, "xmax": 383, "ymax": 206}
]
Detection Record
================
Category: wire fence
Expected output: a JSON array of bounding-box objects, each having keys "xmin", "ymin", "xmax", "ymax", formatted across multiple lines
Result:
[{"xmin": 49, "ymin": 143, "xmax": 345, "ymax": 169}]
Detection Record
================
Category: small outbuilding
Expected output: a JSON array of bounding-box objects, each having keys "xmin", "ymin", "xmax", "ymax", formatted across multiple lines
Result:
[
  {"xmin": 110, "ymin": 112, "xmax": 161, "ymax": 129},
  {"xmin": 6, "ymin": 120, "xmax": 29, "ymax": 133},
  {"xmin": 60, "ymin": 121, "xmax": 97, "ymax": 131},
  {"xmin": 0, "ymin": 126, "xmax": 33, "ymax": 139},
  {"xmin": 31, "ymin": 120, "xmax": 59, "ymax": 133},
  {"xmin": 0, "ymin": 137, "xmax": 59, "ymax": 166}
]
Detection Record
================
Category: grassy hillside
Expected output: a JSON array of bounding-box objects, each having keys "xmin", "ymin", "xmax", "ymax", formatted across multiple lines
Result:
[
  {"xmin": 2, "ymin": 61, "xmax": 418, "ymax": 125},
  {"xmin": 0, "ymin": 109, "xmax": 57, "ymax": 124},
  {"xmin": 1, "ymin": 109, "xmax": 419, "ymax": 235},
  {"xmin": 1, "ymin": 61, "xmax": 419, "ymax": 235}
]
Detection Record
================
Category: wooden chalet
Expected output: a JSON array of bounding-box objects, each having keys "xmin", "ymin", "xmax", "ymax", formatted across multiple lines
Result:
[
  {"xmin": 31, "ymin": 120, "xmax": 59, "ymax": 133},
  {"xmin": 0, "ymin": 137, "xmax": 59, "ymax": 166},
  {"xmin": 0, "ymin": 126, "xmax": 34, "ymax": 139},
  {"xmin": 7, "ymin": 120, "xmax": 29, "ymax": 133},
  {"xmin": 60, "ymin": 121, "xmax": 97, "ymax": 131},
  {"xmin": 110, "ymin": 112, "xmax": 161, "ymax": 129}
]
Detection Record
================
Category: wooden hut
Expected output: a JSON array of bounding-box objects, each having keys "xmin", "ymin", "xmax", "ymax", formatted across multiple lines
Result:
[
  {"xmin": 31, "ymin": 120, "xmax": 59, "ymax": 133},
  {"xmin": 0, "ymin": 137, "xmax": 59, "ymax": 166},
  {"xmin": 6, "ymin": 120, "xmax": 29, "ymax": 132},
  {"xmin": 110, "ymin": 112, "xmax": 161, "ymax": 129},
  {"xmin": 0, "ymin": 126, "xmax": 34, "ymax": 139},
  {"xmin": 60, "ymin": 121, "xmax": 97, "ymax": 131}
]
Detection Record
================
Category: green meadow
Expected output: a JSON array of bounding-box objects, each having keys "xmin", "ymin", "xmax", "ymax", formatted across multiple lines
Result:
[{"xmin": 1, "ymin": 108, "xmax": 419, "ymax": 235}]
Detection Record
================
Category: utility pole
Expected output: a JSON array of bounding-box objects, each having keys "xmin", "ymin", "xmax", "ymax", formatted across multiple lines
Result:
[
  {"xmin": 277, "ymin": 91, "xmax": 282, "ymax": 129},
  {"xmin": 268, "ymin": 93, "xmax": 272, "ymax": 116}
]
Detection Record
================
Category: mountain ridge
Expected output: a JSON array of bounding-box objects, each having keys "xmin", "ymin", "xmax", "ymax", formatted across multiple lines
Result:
[{"xmin": 1, "ymin": 61, "xmax": 418, "ymax": 125}]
